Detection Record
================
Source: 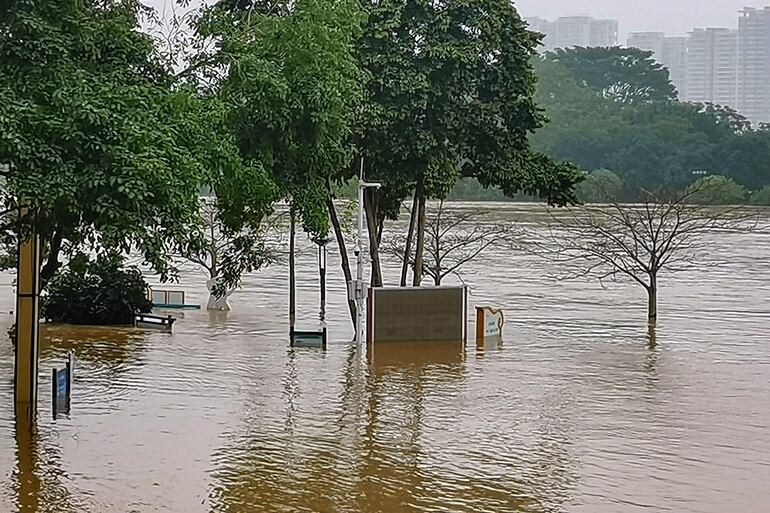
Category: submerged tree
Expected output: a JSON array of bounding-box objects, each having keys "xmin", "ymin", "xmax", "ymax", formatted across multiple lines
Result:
[
  {"xmin": 385, "ymin": 201, "xmax": 518, "ymax": 286},
  {"xmin": 178, "ymin": 199, "xmax": 282, "ymax": 310},
  {"xmin": 534, "ymin": 187, "xmax": 757, "ymax": 326},
  {"xmin": 198, "ymin": 0, "xmax": 364, "ymax": 327}
]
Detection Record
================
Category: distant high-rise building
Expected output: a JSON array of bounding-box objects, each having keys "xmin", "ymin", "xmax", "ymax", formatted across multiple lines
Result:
[
  {"xmin": 590, "ymin": 19, "xmax": 620, "ymax": 47},
  {"xmin": 525, "ymin": 16, "xmax": 558, "ymax": 52},
  {"xmin": 556, "ymin": 16, "xmax": 593, "ymax": 48},
  {"xmin": 627, "ymin": 32, "xmax": 688, "ymax": 100},
  {"xmin": 737, "ymin": 7, "xmax": 770, "ymax": 123},
  {"xmin": 662, "ymin": 37, "xmax": 689, "ymax": 99},
  {"xmin": 527, "ymin": 16, "xmax": 619, "ymax": 50},
  {"xmin": 686, "ymin": 28, "xmax": 738, "ymax": 107},
  {"xmin": 627, "ymin": 32, "xmax": 665, "ymax": 57}
]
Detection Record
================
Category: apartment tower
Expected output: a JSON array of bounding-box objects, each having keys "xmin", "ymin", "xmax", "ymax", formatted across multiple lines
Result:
[
  {"xmin": 737, "ymin": 7, "xmax": 770, "ymax": 122},
  {"xmin": 686, "ymin": 28, "xmax": 738, "ymax": 106}
]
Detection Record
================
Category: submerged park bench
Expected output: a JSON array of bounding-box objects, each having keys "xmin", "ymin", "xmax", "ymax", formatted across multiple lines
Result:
[{"xmin": 134, "ymin": 313, "xmax": 175, "ymax": 331}]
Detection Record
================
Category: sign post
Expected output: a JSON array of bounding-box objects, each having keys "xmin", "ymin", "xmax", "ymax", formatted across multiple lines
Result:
[
  {"xmin": 14, "ymin": 208, "xmax": 41, "ymax": 418},
  {"xmin": 51, "ymin": 352, "xmax": 74, "ymax": 419}
]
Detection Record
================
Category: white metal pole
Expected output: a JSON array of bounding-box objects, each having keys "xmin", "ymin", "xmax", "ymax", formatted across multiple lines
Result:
[{"xmin": 355, "ymin": 157, "xmax": 365, "ymax": 344}]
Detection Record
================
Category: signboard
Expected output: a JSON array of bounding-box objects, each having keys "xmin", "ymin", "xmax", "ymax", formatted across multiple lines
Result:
[
  {"xmin": 52, "ymin": 352, "xmax": 73, "ymax": 418},
  {"xmin": 367, "ymin": 286, "xmax": 467, "ymax": 346},
  {"xmin": 475, "ymin": 306, "xmax": 504, "ymax": 346}
]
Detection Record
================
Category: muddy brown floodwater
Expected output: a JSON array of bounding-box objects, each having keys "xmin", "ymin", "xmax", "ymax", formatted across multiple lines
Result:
[{"xmin": 1, "ymin": 203, "xmax": 770, "ymax": 513}]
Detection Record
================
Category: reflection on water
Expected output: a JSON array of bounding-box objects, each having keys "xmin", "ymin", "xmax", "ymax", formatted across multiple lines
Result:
[{"xmin": 1, "ymin": 204, "xmax": 770, "ymax": 512}]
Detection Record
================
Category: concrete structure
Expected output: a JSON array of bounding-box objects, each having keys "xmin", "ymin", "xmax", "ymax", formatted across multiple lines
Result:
[
  {"xmin": 367, "ymin": 287, "xmax": 467, "ymax": 345},
  {"xmin": 627, "ymin": 32, "xmax": 665, "ymax": 57},
  {"xmin": 590, "ymin": 18, "xmax": 620, "ymax": 47},
  {"xmin": 738, "ymin": 7, "xmax": 770, "ymax": 123},
  {"xmin": 525, "ymin": 16, "xmax": 558, "ymax": 52},
  {"xmin": 527, "ymin": 15, "xmax": 618, "ymax": 50},
  {"xmin": 554, "ymin": 16, "xmax": 592, "ymax": 48},
  {"xmin": 686, "ymin": 28, "xmax": 738, "ymax": 107},
  {"xmin": 662, "ymin": 37, "xmax": 689, "ymax": 99}
]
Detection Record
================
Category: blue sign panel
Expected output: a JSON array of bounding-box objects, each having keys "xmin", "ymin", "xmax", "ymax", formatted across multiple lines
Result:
[{"xmin": 56, "ymin": 368, "xmax": 68, "ymax": 401}]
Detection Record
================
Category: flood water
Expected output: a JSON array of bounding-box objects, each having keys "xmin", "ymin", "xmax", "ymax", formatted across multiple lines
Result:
[{"xmin": 1, "ymin": 203, "xmax": 769, "ymax": 512}]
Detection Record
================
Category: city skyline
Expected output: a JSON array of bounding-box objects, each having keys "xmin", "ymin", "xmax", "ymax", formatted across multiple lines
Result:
[{"xmin": 514, "ymin": 0, "xmax": 770, "ymax": 39}]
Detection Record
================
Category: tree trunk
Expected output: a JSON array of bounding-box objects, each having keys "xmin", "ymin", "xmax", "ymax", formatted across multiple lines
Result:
[
  {"xmin": 39, "ymin": 229, "xmax": 63, "ymax": 289},
  {"xmin": 364, "ymin": 188, "xmax": 383, "ymax": 287},
  {"xmin": 412, "ymin": 193, "xmax": 427, "ymax": 287},
  {"xmin": 289, "ymin": 208, "xmax": 296, "ymax": 331},
  {"xmin": 433, "ymin": 201, "xmax": 443, "ymax": 286},
  {"xmin": 647, "ymin": 276, "xmax": 657, "ymax": 326},
  {"xmin": 400, "ymin": 191, "xmax": 419, "ymax": 287},
  {"xmin": 326, "ymin": 196, "xmax": 357, "ymax": 327},
  {"xmin": 433, "ymin": 235, "xmax": 441, "ymax": 286}
]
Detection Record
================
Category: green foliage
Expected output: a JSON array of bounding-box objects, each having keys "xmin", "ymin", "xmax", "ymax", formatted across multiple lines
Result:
[
  {"xmin": 0, "ymin": 0, "xmax": 241, "ymax": 280},
  {"xmin": 201, "ymin": 0, "xmax": 364, "ymax": 238},
  {"xmin": 447, "ymin": 178, "xmax": 508, "ymax": 202},
  {"xmin": 576, "ymin": 169, "xmax": 624, "ymax": 203},
  {"xmin": 533, "ymin": 56, "xmax": 770, "ymax": 192},
  {"xmin": 750, "ymin": 185, "xmax": 770, "ymax": 205},
  {"xmin": 687, "ymin": 175, "xmax": 747, "ymax": 205},
  {"xmin": 356, "ymin": 0, "xmax": 582, "ymax": 220},
  {"xmin": 544, "ymin": 47, "xmax": 677, "ymax": 103},
  {"xmin": 42, "ymin": 253, "xmax": 151, "ymax": 325}
]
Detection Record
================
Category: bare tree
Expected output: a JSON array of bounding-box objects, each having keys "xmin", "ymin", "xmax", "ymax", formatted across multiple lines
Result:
[
  {"xmin": 532, "ymin": 188, "xmax": 758, "ymax": 326},
  {"xmin": 387, "ymin": 201, "xmax": 519, "ymax": 286}
]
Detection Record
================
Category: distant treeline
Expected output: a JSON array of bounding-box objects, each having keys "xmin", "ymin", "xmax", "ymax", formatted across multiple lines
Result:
[{"xmin": 447, "ymin": 46, "xmax": 770, "ymax": 204}]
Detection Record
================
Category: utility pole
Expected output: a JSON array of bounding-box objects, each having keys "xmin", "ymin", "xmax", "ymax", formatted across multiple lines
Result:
[
  {"xmin": 352, "ymin": 157, "xmax": 380, "ymax": 344},
  {"xmin": 14, "ymin": 207, "xmax": 41, "ymax": 418}
]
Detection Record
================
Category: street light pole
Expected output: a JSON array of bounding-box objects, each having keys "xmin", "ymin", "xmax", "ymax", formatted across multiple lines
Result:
[{"xmin": 353, "ymin": 156, "xmax": 380, "ymax": 345}]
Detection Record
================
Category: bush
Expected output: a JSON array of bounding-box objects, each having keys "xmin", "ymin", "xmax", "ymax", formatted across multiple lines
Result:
[
  {"xmin": 750, "ymin": 185, "xmax": 770, "ymax": 206},
  {"xmin": 576, "ymin": 169, "xmax": 624, "ymax": 203},
  {"xmin": 686, "ymin": 175, "xmax": 747, "ymax": 205},
  {"xmin": 42, "ymin": 253, "xmax": 152, "ymax": 325}
]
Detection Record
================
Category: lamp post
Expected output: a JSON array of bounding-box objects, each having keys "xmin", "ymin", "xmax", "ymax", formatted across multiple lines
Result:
[{"xmin": 353, "ymin": 157, "xmax": 380, "ymax": 344}]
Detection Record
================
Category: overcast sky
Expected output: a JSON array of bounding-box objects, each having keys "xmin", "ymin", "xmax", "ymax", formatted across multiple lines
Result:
[
  {"xmin": 514, "ymin": 0, "xmax": 770, "ymax": 39},
  {"xmin": 145, "ymin": 1, "xmax": 770, "ymax": 41}
]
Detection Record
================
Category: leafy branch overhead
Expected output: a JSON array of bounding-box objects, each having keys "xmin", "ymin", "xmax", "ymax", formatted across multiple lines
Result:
[
  {"xmin": 0, "ymin": 0, "xmax": 257, "ymax": 282},
  {"xmin": 199, "ymin": 0, "xmax": 364, "ymax": 238}
]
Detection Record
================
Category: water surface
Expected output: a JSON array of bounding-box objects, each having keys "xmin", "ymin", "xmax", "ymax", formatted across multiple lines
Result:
[{"xmin": 1, "ymin": 203, "xmax": 769, "ymax": 512}]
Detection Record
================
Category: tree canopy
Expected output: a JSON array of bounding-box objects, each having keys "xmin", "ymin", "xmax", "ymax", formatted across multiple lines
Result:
[
  {"xmin": 544, "ymin": 46, "xmax": 678, "ymax": 104},
  {"xmin": 0, "ymin": 0, "xmax": 256, "ymax": 282},
  {"xmin": 357, "ymin": 0, "xmax": 582, "ymax": 211},
  {"xmin": 532, "ymin": 56, "xmax": 770, "ymax": 197},
  {"xmin": 199, "ymin": 0, "xmax": 364, "ymax": 238}
]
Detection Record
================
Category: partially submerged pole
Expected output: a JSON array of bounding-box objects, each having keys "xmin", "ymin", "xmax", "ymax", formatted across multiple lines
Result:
[
  {"xmin": 353, "ymin": 158, "xmax": 382, "ymax": 345},
  {"xmin": 14, "ymin": 207, "xmax": 42, "ymax": 418},
  {"xmin": 289, "ymin": 208, "xmax": 296, "ymax": 340},
  {"xmin": 354, "ymin": 158, "xmax": 365, "ymax": 344},
  {"xmin": 318, "ymin": 242, "xmax": 327, "ymax": 322}
]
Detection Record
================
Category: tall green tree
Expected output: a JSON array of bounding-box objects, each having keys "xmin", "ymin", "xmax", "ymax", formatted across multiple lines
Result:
[
  {"xmin": 545, "ymin": 47, "xmax": 678, "ymax": 104},
  {"xmin": 356, "ymin": 0, "xmax": 582, "ymax": 286},
  {"xmin": 199, "ymin": 0, "xmax": 364, "ymax": 321},
  {"xmin": 0, "ymin": 0, "xmax": 249, "ymax": 284},
  {"xmin": 199, "ymin": 0, "xmax": 363, "ymax": 236}
]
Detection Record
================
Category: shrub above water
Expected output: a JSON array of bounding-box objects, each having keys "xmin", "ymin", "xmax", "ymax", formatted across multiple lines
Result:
[{"xmin": 42, "ymin": 254, "xmax": 152, "ymax": 325}]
